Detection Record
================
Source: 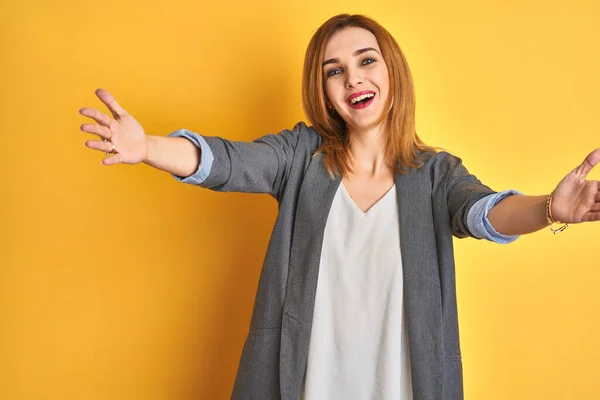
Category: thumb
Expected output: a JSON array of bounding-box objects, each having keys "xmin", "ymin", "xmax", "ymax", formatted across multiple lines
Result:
[{"xmin": 573, "ymin": 148, "xmax": 600, "ymax": 179}]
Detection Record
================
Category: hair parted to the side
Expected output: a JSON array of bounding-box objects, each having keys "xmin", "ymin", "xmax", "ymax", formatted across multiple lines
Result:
[{"xmin": 302, "ymin": 14, "xmax": 438, "ymax": 177}]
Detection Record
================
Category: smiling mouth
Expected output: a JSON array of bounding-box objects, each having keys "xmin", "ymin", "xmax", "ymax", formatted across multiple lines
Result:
[
  {"xmin": 349, "ymin": 93, "xmax": 375, "ymax": 105},
  {"xmin": 347, "ymin": 92, "xmax": 375, "ymax": 110}
]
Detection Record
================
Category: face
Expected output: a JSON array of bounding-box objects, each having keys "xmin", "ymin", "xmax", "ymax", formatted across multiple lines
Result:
[{"xmin": 322, "ymin": 27, "xmax": 390, "ymax": 134}]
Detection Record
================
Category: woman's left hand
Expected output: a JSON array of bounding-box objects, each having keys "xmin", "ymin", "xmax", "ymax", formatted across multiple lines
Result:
[{"xmin": 551, "ymin": 148, "xmax": 600, "ymax": 224}]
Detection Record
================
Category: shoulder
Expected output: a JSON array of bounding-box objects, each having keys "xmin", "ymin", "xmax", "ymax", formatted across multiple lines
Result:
[
  {"xmin": 291, "ymin": 121, "xmax": 322, "ymax": 153},
  {"xmin": 263, "ymin": 121, "xmax": 321, "ymax": 154},
  {"xmin": 413, "ymin": 150, "xmax": 474, "ymax": 191},
  {"xmin": 415, "ymin": 150, "xmax": 464, "ymax": 174}
]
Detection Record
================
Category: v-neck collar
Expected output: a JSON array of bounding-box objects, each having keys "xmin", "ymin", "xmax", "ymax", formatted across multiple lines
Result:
[{"xmin": 339, "ymin": 182, "xmax": 396, "ymax": 216}]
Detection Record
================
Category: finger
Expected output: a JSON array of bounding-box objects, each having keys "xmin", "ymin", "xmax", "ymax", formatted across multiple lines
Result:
[
  {"xmin": 79, "ymin": 107, "xmax": 117, "ymax": 128},
  {"xmin": 102, "ymin": 153, "xmax": 124, "ymax": 166},
  {"xmin": 583, "ymin": 211, "xmax": 600, "ymax": 222},
  {"xmin": 80, "ymin": 123, "xmax": 111, "ymax": 140},
  {"xmin": 576, "ymin": 148, "xmax": 600, "ymax": 178},
  {"xmin": 85, "ymin": 139, "xmax": 115, "ymax": 154},
  {"xmin": 95, "ymin": 89, "xmax": 129, "ymax": 121}
]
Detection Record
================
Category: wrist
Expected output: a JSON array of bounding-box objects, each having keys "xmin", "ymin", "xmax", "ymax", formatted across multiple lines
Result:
[
  {"xmin": 546, "ymin": 190, "xmax": 569, "ymax": 233},
  {"xmin": 143, "ymin": 135, "xmax": 158, "ymax": 164}
]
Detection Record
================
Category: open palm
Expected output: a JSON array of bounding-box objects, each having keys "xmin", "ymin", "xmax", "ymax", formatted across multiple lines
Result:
[
  {"xmin": 80, "ymin": 89, "xmax": 148, "ymax": 165},
  {"xmin": 551, "ymin": 148, "xmax": 600, "ymax": 224}
]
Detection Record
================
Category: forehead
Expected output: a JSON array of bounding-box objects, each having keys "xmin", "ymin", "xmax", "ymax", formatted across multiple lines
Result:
[{"xmin": 323, "ymin": 27, "xmax": 380, "ymax": 60}]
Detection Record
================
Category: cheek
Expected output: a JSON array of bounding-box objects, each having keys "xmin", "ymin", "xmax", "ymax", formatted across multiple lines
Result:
[
  {"xmin": 377, "ymin": 78, "xmax": 390, "ymax": 101},
  {"xmin": 324, "ymin": 82, "xmax": 342, "ymax": 106},
  {"xmin": 324, "ymin": 81, "xmax": 335, "ymax": 96},
  {"xmin": 376, "ymin": 66, "xmax": 390, "ymax": 90}
]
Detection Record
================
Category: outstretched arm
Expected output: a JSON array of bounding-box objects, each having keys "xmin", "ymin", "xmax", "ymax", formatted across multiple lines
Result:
[
  {"xmin": 80, "ymin": 88, "xmax": 309, "ymax": 198},
  {"xmin": 488, "ymin": 149, "xmax": 600, "ymax": 236}
]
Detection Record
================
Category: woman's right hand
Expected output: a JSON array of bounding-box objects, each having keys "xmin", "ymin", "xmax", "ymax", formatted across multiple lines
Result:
[{"xmin": 80, "ymin": 89, "xmax": 148, "ymax": 165}]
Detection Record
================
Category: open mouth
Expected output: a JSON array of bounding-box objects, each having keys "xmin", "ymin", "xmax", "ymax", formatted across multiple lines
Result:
[{"xmin": 347, "ymin": 92, "xmax": 375, "ymax": 109}]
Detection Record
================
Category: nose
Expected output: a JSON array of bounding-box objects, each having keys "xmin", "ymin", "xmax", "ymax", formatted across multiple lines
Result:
[{"xmin": 345, "ymin": 67, "xmax": 363, "ymax": 89}]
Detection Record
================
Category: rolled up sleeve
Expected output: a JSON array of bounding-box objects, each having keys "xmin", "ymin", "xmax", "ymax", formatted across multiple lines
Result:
[
  {"xmin": 168, "ymin": 129, "xmax": 214, "ymax": 185},
  {"xmin": 467, "ymin": 190, "xmax": 523, "ymax": 244}
]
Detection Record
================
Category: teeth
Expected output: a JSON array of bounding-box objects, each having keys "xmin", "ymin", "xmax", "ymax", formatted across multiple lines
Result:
[{"xmin": 350, "ymin": 93, "xmax": 375, "ymax": 104}]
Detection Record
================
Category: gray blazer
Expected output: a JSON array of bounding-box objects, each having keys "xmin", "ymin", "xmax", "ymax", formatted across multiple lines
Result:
[{"xmin": 195, "ymin": 122, "xmax": 495, "ymax": 400}]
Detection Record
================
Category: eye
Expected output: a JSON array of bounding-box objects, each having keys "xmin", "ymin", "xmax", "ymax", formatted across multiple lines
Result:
[
  {"xmin": 326, "ymin": 68, "xmax": 342, "ymax": 77},
  {"xmin": 362, "ymin": 57, "xmax": 376, "ymax": 66}
]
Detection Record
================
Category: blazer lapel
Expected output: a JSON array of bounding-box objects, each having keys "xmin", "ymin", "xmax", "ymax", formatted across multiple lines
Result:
[
  {"xmin": 395, "ymin": 167, "xmax": 443, "ymax": 399},
  {"xmin": 280, "ymin": 153, "xmax": 341, "ymax": 400}
]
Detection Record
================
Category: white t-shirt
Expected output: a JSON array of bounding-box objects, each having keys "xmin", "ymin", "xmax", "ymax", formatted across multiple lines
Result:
[{"xmin": 300, "ymin": 183, "xmax": 413, "ymax": 399}]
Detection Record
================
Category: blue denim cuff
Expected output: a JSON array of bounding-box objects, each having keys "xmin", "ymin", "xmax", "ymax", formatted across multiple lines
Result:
[
  {"xmin": 467, "ymin": 190, "xmax": 523, "ymax": 244},
  {"xmin": 167, "ymin": 129, "xmax": 214, "ymax": 185}
]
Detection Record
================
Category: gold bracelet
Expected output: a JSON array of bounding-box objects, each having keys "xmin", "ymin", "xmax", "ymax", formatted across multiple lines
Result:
[{"xmin": 546, "ymin": 190, "xmax": 569, "ymax": 234}]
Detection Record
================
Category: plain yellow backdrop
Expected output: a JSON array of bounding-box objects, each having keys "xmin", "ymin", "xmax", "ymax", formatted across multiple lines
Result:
[{"xmin": 1, "ymin": 0, "xmax": 599, "ymax": 399}]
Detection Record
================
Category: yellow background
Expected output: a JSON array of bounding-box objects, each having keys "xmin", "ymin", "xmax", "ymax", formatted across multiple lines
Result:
[{"xmin": 2, "ymin": 0, "xmax": 599, "ymax": 398}]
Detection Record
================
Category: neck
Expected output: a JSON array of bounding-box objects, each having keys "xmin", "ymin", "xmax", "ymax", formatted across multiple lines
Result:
[{"xmin": 346, "ymin": 123, "xmax": 390, "ymax": 177}]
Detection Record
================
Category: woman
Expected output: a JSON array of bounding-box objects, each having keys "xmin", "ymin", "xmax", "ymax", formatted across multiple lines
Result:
[{"xmin": 79, "ymin": 14, "xmax": 600, "ymax": 400}]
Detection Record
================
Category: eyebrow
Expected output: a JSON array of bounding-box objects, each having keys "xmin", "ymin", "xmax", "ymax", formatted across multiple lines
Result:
[{"xmin": 322, "ymin": 47, "xmax": 381, "ymax": 67}]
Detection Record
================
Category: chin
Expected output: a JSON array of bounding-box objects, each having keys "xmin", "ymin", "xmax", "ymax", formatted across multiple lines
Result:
[{"xmin": 347, "ymin": 117, "xmax": 383, "ymax": 132}]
